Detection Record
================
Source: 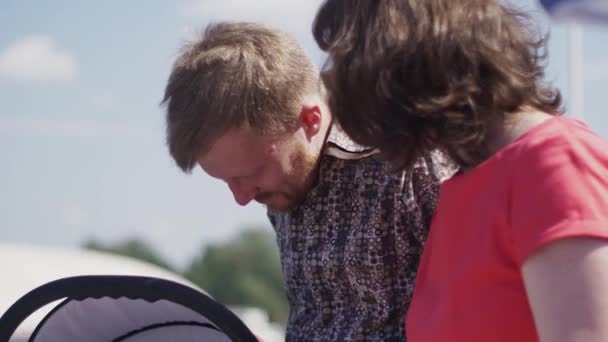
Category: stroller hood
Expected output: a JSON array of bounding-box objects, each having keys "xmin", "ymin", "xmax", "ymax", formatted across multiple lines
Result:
[{"xmin": 0, "ymin": 275, "xmax": 257, "ymax": 342}]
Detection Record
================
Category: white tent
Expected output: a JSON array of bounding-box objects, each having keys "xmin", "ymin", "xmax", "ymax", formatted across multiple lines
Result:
[
  {"xmin": 0, "ymin": 242, "xmax": 197, "ymax": 338},
  {"xmin": 0, "ymin": 243, "xmax": 257, "ymax": 342}
]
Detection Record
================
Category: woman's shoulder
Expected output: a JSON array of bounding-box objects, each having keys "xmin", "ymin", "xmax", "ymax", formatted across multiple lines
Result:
[{"xmin": 511, "ymin": 115, "xmax": 608, "ymax": 166}]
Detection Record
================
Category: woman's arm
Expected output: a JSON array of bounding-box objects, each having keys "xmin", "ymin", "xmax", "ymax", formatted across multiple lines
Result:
[{"xmin": 522, "ymin": 237, "xmax": 608, "ymax": 342}]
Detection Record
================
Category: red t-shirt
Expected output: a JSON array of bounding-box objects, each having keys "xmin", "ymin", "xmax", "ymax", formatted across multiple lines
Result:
[{"xmin": 406, "ymin": 116, "xmax": 608, "ymax": 341}]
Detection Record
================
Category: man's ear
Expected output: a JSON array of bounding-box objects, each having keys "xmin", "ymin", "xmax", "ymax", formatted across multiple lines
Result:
[{"xmin": 299, "ymin": 104, "xmax": 322, "ymax": 140}]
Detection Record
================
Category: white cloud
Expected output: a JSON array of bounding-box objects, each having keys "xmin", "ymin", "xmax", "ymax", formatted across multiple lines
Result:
[
  {"xmin": 0, "ymin": 35, "xmax": 78, "ymax": 82},
  {"xmin": 181, "ymin": 0, "xmax": 324, "ymax": 37}
]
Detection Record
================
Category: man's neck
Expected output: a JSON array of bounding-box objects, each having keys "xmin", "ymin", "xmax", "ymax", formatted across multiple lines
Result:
[
  {"xmin": 305, "ymin": 113, "xmax": 334, "ymax": 191},
  {"xmin": 306, "ymin": 102, "xmax": 334, "ymax": 159}
]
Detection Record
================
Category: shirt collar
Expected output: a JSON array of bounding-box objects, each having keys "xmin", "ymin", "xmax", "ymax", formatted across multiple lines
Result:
[{"xmin": 324, "ymin": 124, "xmax": 378, "ymax": 160}]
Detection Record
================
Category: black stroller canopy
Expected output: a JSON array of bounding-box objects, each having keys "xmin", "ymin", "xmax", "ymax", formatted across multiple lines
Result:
[{"xmin": 0, "ymin": 275, "xmax": 258, "ymax": 342}]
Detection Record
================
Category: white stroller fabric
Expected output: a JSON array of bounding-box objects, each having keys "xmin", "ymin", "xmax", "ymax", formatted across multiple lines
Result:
[
  {"xmin": 31, "ymin": 297, "xmax": 231, "ymax": 342},
  {"xmin": 0, "ymin": 243, "xmax": 201, "ymax": 339},
  {"xmin": 115, "ymin": 325, "xmax": 228, "ymax": 342}
]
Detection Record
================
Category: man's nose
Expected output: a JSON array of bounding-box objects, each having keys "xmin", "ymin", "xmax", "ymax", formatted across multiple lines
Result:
[{"xmin": 228, "ymin": 182, "xmax": 257, "ymax": 206}]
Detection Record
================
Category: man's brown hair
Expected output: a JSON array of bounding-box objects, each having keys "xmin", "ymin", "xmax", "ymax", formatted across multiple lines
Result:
[
  {"xmin": 313, "ymin": 0, "xmax": 562, "ymax": 170},
  {"xmin": 163, "ymin": 22, "xmax": 319, "ymax": 172}
]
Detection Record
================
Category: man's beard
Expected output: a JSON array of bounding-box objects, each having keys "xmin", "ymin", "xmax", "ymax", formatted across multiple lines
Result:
[{"xmin": 256, "ymin": 146, "xmax": 320, "ymax": 212}]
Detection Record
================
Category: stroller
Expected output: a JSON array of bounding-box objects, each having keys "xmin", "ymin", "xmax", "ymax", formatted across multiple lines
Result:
[{"xmin": 0, "ymin": 275, "xmax": 258, "ymax": 342}]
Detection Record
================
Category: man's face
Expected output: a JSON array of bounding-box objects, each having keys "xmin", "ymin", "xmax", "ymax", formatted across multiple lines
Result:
[{"xmin": 198, "ymin": 127, "xmax": 319, "ymax": 212}]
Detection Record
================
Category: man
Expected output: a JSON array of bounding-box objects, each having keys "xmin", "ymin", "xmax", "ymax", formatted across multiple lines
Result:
[{"xmin": 162, "ymin": 22, "xmax": 453, "ymax": 341}]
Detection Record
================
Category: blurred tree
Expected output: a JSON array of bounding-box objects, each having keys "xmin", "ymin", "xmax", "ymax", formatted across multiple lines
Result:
[
  {"xmin": 81, "ymin": 228, "xmax": 288, "ymax": 324},
  {"xmin": 184, "ymin": 228, "xmax": 288, "ymax": 324},
  {"xmin": 83, "ymin": 237, "xmax": 176, "ymax": 272}
]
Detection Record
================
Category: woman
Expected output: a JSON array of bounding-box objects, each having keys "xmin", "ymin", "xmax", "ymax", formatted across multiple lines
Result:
[{"xmin": 312, "ymin": 1, "xmax": 608, "ymax": 341}]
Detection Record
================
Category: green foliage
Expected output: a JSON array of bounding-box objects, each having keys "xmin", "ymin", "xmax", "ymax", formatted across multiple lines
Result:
[
  {"xmin": 83, "ymin": 237, "xmax": 176, "ymax": 272},
  {"xmin": 81, "ymin": 228, "xmax": 288, "ymax": 324},
  {"xmin": 184, "ymin": 228, "xmax": 288, "ymax": 324}
]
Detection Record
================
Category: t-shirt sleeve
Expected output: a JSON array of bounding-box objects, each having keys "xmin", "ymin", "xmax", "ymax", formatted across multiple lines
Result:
[{"xmin": 510, "ymin": 123, "xmax": 608, "ymax": 265}]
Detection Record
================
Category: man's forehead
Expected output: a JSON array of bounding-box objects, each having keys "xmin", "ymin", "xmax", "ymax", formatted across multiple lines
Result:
[{"xmin": 198, "ymin": 128, "xmax": 270, "ymax": 177}]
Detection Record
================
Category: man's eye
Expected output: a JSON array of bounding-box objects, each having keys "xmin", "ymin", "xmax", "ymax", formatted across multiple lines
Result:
[
  {"xmin": 248, "ymin": 166, "xmax": 265, "ymax": 179},
  {"xmin": 234, "ymin": 169, "xmax": 261, "ymax": 183},
  {"xmin": 232, "ymin": 164, "xmax": 266, "ymax": 183}
]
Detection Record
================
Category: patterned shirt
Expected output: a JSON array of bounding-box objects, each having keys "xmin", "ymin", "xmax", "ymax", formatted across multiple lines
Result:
[{"xmin": 268, "ymin": 127, "xmax": 454, "ymax": 341}]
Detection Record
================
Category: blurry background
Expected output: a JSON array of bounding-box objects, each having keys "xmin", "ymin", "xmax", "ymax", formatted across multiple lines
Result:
[{"xmin": 1, "ymin": 0, "xmax": 606, "ymax": 333}]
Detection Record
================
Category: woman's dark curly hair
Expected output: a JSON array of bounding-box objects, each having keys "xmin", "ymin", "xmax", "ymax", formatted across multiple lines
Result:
[{"xmin": 313, "ymin": 0, "xmax": 562, "ymax": 170}]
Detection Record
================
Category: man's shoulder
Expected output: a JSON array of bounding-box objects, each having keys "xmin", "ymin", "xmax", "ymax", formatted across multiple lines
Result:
[{"xmin": 413, "ymin": 149, "xmax": 459, "ymax": 183}]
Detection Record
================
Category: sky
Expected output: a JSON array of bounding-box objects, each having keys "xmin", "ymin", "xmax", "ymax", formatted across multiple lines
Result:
[{"xmin": 1, "ymin": 0, "xmax": 607, "ymax": 268}]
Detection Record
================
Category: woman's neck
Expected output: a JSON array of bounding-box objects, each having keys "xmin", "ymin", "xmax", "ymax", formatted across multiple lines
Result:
[
  {"xmin": 458, "ymin": 109, "xmax": 555, "ymax": 173},
  {"xmin": 487, "ymin": 110, "xmax": 554, "ymax": 155}
]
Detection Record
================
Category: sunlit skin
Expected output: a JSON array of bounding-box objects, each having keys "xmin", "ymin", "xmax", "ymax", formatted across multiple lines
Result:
[{"xmin": 198, "ymin": 102, "xmax": 331, "ymax": 212}]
